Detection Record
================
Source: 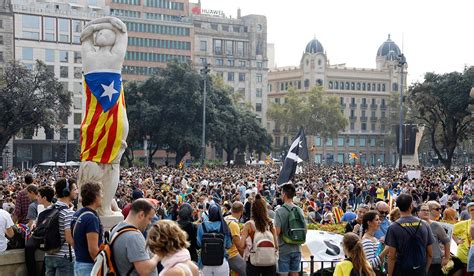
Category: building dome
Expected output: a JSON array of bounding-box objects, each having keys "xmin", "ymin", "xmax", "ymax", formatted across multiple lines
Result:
[
  {"xmin": 305, "ymin": 38, "xmax": 325, "ymax": 54},
  {"xmin": 377, "ymin": 34, "xmax": 401, "ymax": 60}
]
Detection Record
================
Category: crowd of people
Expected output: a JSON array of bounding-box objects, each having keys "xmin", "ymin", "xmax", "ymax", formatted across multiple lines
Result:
[{"xmin": 0, "ymin": 164, "xmax": 473, "ymax": 276}]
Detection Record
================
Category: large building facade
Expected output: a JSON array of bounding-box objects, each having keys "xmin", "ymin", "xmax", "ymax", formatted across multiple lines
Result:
[
  {"xmin": 9, "ymin": 0, "xmax": 108, "ymax": 168},
  {"xmin": 190, "ymin": 4, "xmax": 269, "ymax": 126},
  {"xmin": 268, "ymin": 35, "xmax": 407, "ymax": 166}
]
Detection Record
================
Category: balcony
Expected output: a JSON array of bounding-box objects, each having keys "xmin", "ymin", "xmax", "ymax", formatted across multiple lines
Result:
[
  {"xmin": 349, "ymin": 103, "xmax": 357, "ymax": 108},
  {"xmin": 370, "ymin": 104, "xmax": 378, "ymax": 109},
  {"xmin": 360, "ymin": 103, "xmax": 368, "ymax": 109},
  {"xmin": 370, "ymin": 117, "xmax": 378, "ymax": 122},
  {"xmin": 349, "ymin": 116, "xmax": 357, "ymax": 121},
  {"xmin": 360, "ymin": 116, "xmax": 368, "ymax": 122},
  {"xmin": 380, "ymin": 104, "xmax": 387, "ymax": 110}
]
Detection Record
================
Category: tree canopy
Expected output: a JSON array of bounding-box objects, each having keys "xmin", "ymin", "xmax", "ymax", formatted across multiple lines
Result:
[
  {"xmin": 267, "ymin": 86, "xmax": 348, "ymax": 138},
  {"xmin": 126, "ymin": 61, "xmax": 271, "ymax": 166},
  {"xmin": 0, "ymin": 60, "xmax": 72, "ymax": 152},
  {"xmin": 408, "ymin": 66, "xmax": 474, "ymax": 169}
]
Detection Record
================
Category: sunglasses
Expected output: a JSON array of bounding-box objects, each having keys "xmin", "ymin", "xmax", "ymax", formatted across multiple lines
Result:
[
  {"xmin": 420, "ymin": 209, "xmax": 430, "ymax": 212},
  {"xmin": 378, "ymin": 211, "xmax": 389, "ymax": 216}
]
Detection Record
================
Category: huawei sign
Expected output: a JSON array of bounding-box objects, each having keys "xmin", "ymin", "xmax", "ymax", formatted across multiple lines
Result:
[{"xmin": 191, "ymin": 6, "xmax": 201, "ymax": 14}]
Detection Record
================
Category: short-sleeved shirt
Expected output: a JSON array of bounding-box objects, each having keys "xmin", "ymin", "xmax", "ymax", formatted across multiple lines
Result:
[
  {"xmin": 376, "ymin": 187, "xmax": 385, "ymax": 200},
  {"xmin": 224, "ymin": 215, "xmax": 241, "ymax": 259},
  {"xmin": 333, "ymin": 260, "xmax": 353, "ymax": 276},
  {"xmin": 429, "ymin": 221, "xmax": 450, "ymax": 264},
  {"xmin": 111, "ymin": 221, "xmax": 157, "ymax": 276},
  {"xmin": 71, "ymin": 207, "xmax": 103, "ymax": 263},
  {"xmin": 453, "ymin": 220, "xmax": 471, "ymax": 263},
  {"xmin": 0, "ymin": 209, "xmax": 14, "ymax": 252},
  {"xmin": 385, "ymin": 216, "xmax": 434, "ymax": 269},
  {"xmin": 45, "ymin": 201, "xmax": 75, "ymax": 259},
  {"xmin": 275, "ymin": 203, "xmax": 305, "ymax": 255},
  {"xmin": 26, "ymin": 200, "xmax": 38, "ymax": 222}
]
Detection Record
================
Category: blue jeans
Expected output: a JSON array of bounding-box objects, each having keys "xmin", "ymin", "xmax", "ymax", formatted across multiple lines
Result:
[
  {"xmin": 45, "ymin": 256, "xmax": 74, "ymax": 276},
  {"xmin": 74, "ymin": 261, "xmax": 94, "ymax": 276},
  {"xmin": 277, "ymin": 251, "xmax": 301, "ymax": 273}
]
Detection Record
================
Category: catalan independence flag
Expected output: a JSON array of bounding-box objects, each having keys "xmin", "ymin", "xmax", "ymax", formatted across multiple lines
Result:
[
  {"xmin": 333, "ymin": 206, "xmax": 344, "ymax": 224},
  {"xmin": 80, "ymin": 71, "xmax": 126, "ymax": 164},
  {"xmin": 387, "ymin": 189, "xmax": 395, "ymax": 211}
]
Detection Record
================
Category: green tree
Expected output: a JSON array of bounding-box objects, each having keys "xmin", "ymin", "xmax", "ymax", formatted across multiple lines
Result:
[
  {"xmin": 408, "ymin": 66, "xmax": 474, "ymax": 169},
  {"xmin": 0, "ymin": 60, "xmax": 72, "ymax": 152},
  {"xmin": 267, "ymin": 86, "xmax": 347, "ymax": 138}
]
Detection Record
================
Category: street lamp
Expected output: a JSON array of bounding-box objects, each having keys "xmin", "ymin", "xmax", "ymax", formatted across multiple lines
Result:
[
  {"xmin": 396, "ymin": 53, "xmax": 407, "ymax": 171},
  {"xmin": 200, "ymin": 63, "xmax": 210, "ymax": 168}
]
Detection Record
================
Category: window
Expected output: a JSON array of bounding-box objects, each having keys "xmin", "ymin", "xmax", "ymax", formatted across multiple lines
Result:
[
  {"xmin": 74, "ymin": 67, "xmax": 82, "ymax": 79},
  {"xmin": 60, "ymin": 128, "xmax": 68, "ymax": 139},
  {"xmin": 0, "ymin": 20, "xmax": 3, "ymax": 29},
  {"xmin": 361, "ymin": 122, "xmax": 367, "ymax": 131},
  {"xmin": 236, "ymin": 41, "xmax": 244, "ymax": 56},
  {"xmin": 315, "ymin": 154, "xmax": 322, "ymax": 164},
  {"xmin": 72, "ymin": 20, "xmax": 82, "ymax": 33},
  {"xmin": 256, "ymin": 61, "xmax": 263, "ymax": 69},
  {"xmin": 357, "ymin": 82, "xmax": 361, "ymax": 90},
  {"xmin": 362, "ymin": 83, "xmax": 366, "ymax": 90},
  {"xmin": 351, "ymin": 98, "xmax": 355, "ymax": 104},
  {"xmin": 45, "ymin": 49, "xmax": 55, "ymax": 62},
  {"xmin": 23, "ymin": 15, "xmax": 40, "ymax": 29},
  {"xmin": 359, "ymin": 137, "xmax": 366, "ymax": 147},
  {"xmin": 371, "ymin": 123, "xmax": 376, "ymax": 132},
  {"xmin": 73, "ymin": 97, "xmax": 82, "ymax": 109},
  {"xmin": 227, "ymin": 59, "xmax": 234, "ymax": 67},
  {"xmin": 392, "ymin": 83, "xmax": 398, "ymax": 91},
  {"xmin": 381, "ymin": 99, "xmax": 386, "ymax": 106},
  {"xmin": 256, "ymin": 74, "xmax": 262, "ymax": 83},
  {"xmin": 22, "ymin": 47, "xmax": 33, "ymax": 60},
  {"xmin": 200, "ymin": 40, "xmax": 207, "ymax": 51},
  {"xmin": 340, "ymin": 97, "xmax": 344, "ymax": 105},
  {"xmin": 350, "ymin": 110, "xmax": 355, "ymax": 117},
  {"xmin": 239, "ymin": 60, "xmax": 246, "ymax": 67},
  {"xmin": 73, "ymin": 82, "xmax": 82, "ymax": 94},
  {"xmin": 334, "ymin": 81, "xmax": 339, "ymax": 89},
  {"xmin": 337, "ymin": 153, "xmax": 344, "ymax": 164},
  {"xmin": 60, "ymin": 51, "xmax": 68, "ymax": 62},
  {"xmin": 74, "ymin": 113, "xmax": 82, "ymax": 124},
  {"xmin": 215, "ymin": 58, "xmax": 223, "ymax": 66},
  {"xmin": 58, "ymin": 19, "xmax": 70, "ymax": 42},
  {"xmin": 60, "ymin": 66, "xmax": 68, "ymax": 78},
  {"xmin": 0, "ymin": 52, "xmax": 3, "ymax": 62},
  {"xmin": 275, "ymin": 98, "xmax": 280, "ymax": 104},
  {"xmin": 304, "ymin": 79, "xmax": 310, "ymax": 88},
  {"xmin": 211, "ymin": 24, "xmax": 218, "ymax": 30},
  {"xmin": 74, "ymin": 51, "xmax": 81, "ymax": 63},
  {"xmin": 382, "ymin": 84, "xmax": 386, "ymax": 91},
  {"xmin": 329, "ymin": 81, "xmax": 333, "ymax": 89},
  {"xmin": 377, "ymin": 83, "xmax": 381, "ymax": 91},
  {"xmin": 345, "ymin": 82, "xmax": 350, "ymax": 90},
  {"xmin": 200, "ymin": 57, "xmax": 207, "ymax": 65},
  {"xmin": 227, "ymin": 72, "xmax": 234, "ymax": 81},
  {"xmin": 315, "ymin": 137, "xmax": 321, "ymax": 146},
  {"xmin": 255, "ymin": 103, "xmax": 262, "ymax": 112},
  {"xmin": 367, "ymin": 83, "xmax": 371, "ymax": 91},
  {"xmin": 0, "ymin": 35, "xmax": 3, "ymax": 45},
  {"xmin": 351, "ymin": 82, "xmax": 355, "ymax": 90},
  {"xmin": 348, "ymin": 137, "xmax": 355, "ymax": 146},
  {"xmin": 225, "ymin": 40, "xmax": 233, "ymax": 55},
  {"xmin": 326, "ymin": 138, "xmax": 333, "ymax": 146},
  {"xmin": 362, "ymin": 98, "xmax": 367, "ymax": 105},
  {"xmin": 338, "ymin": 137, "xmax": 344, "ymax": 147},
  {"xmin": 238, "ymin": 73, "xmax": 245, "ymax": 81},
  {"xmin": 256, "ymin": 88, "xmax": 262, "ymax": 98},
  {"xmin": 350, "ymin": 122, "xmax": 355, "ymax": 131},
  {"xmin": 213, "ymin": 39, "xmax": 222, "ymax": 54}
]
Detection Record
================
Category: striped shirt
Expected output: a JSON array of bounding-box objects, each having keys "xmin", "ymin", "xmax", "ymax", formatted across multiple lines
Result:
[
  {"xmin": 45, "ymin": 201, "xmax": 75, "ymax": 259},
  {"xmin": 361, "ymin": 238, "xmax": 382, "ymax": 269}
]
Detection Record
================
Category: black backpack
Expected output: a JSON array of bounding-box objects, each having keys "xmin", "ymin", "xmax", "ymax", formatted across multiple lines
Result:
[
  {"xmin": 31, "ymin": 204, "xmax": 68, "ymax": 254},
  {"xmin": 395, "ymin": 219, "xmax": 426, "ymax": 272},
  {"xmin": 200, "ymin": 222, "xmax": 225, "ymax": 266}
]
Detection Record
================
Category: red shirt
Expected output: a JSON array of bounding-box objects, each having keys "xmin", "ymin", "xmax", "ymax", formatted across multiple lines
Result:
[{"xmin": 13, "ymin": 189, "xmax": 30, "ymax": 224}]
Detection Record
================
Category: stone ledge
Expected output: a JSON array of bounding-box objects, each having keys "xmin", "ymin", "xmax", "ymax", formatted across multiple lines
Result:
[{"xmin": 0, "ymin": 249, "xmax": 45, "ymax": 276}]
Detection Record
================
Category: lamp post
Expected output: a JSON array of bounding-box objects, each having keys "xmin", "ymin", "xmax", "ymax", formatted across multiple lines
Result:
[
  {"xmin": 396, "ymin": 53, "xmax": 407, "ymax": 171},
  {"xmin": 200, "ymin": 63, "xmax": 210, "ymax": 168}
]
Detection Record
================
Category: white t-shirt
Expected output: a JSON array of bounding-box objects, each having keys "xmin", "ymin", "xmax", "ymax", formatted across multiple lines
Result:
[{"xmin": 0, "ymin": 209, "xmax": 14, "ymax": 252}]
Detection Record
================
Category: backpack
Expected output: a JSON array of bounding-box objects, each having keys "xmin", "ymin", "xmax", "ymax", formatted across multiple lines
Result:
[
  {"xmin": 30, "ymin": 204, "xmax": 68, "ymax": 254},
  {"xmin": 200, "ymin": 222, "xmax": 225, "ymax": 266},
  {"xmin": 249, "ymin": 221, "xmax": 277, "ymax": 267},
  {"xmin": 91, "ymin": 225, "xmax": 138, "ymax": 276},
  {"xmin": 282, "ymin": 205, "xmax": 306, "ymax": 245},
  {"xmin": 395, "ymin": 219, "xmax": 426, "ymax": 272}
]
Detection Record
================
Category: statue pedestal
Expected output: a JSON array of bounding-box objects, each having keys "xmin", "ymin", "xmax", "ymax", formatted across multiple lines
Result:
[{"xmin": 100, "ymin": 214, "xmax": 124, "ymax": 231}]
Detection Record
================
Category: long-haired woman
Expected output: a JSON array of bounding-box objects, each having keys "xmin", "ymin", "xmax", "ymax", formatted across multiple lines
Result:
[
  {"xmin": 334, "ymin": 232, "xmax": 375, "ymax": 276},
  {"xmin": 239, "ymin": 194, "xmax": 278, "ymax": 276},
  {"xmin": 361, "ymin": 211, "xmax": 388, "ymax": 274}
]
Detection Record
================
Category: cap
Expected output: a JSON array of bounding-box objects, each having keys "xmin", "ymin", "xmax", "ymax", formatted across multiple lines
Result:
[{"xmin": 467, "ymin": 202, "xmax": 474, "ymax": 210}]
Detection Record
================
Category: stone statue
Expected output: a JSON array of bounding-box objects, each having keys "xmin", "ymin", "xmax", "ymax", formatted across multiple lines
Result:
[{"xmin": 77, "ymin": 17, "xmax": 128, "ymax": 218}]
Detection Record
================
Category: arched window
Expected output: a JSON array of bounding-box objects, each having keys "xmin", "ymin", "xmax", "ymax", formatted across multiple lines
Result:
[
  {"xmin": 304, "ymin": 79, "xmax": 310, "ymax": 88},
  {"xmin": 318, "ymin": 59, "xmax": 322, "ymax": 66},
  {"xmin": 351, "ymin": 82, "xmax": 355, "ymax": 90},
  {"xmin": 316, "ymin": 79, "xmax": 323, "ymax": 86},
  {"xmin": 340, "ymin": 81, "xmax": 344, "ymax": 90},
  {"xmin": 329, "ymin": 81, "xmax": 333, "ymax": 89},
  {"xmin": 345, "ymin": 82, "xmax": 350, "ymax": 90},
  {"xmin": 377, "ymin": 83, "xmax": 381, "ymax": 91},
  {"xmin": 382, "ymin": 84, "xmax": 386, "ymax": 91},
  {"xmin": 367, "ymin": 83, "xmax": 371, "ymax": 91},
  {"xmin": 362, "ymin": 83, "xmax": 366, "ymax": 90},
  {"xmin": 372, "ymin": 83, "xmax": 376, "ymax": 91},
  {"xmin": 335, "ymin": 81, "xmax": 339, "ymax": 89},
  {"xmin": 356, "ymin": 83, "xmax": 361, "ymax": 90},
  {"xmin": 392, "ymin": 83, "xmax": 398, "ymax": 91}
]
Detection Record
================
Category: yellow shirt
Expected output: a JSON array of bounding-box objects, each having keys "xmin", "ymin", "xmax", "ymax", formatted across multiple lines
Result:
[
  {"xmin": 224, "ymin": 215, "xmax": 240, "ymax": 259},
  {"xmin": 453, "ymin": 220, "xmax": 471, "ymax": 263},
  {"xmin": 334, "ymin": 260, "xmax": 353, "ymax": 276},
  {"xmin": 376, "ymin": 187, "xmax": 385, "ymax": 200}
]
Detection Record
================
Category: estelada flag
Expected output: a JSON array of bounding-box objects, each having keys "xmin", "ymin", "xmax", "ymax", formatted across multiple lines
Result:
[
  {"xmin": 80, "ymin": 71, "xmax": 126, "ymax": 164},
  {"xmin": 333, "ymin": 206, "xmax": 344, "ymax": 223}
]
